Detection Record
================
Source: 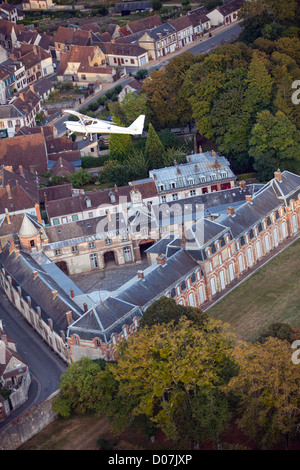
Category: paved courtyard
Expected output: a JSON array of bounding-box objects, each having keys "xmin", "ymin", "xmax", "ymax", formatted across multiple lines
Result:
[{"xmin": 70, "ymin": 257, "xmax": 149, "ymax": 295}]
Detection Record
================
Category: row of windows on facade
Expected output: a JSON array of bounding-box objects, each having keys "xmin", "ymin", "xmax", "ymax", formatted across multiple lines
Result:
[{"xmin": 158, "ymin": 173, "xmax": 228, "ymax": 192}]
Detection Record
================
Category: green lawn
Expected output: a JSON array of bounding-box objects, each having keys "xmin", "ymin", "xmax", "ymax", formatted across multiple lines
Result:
[{"xmin": 208, "ymin": 238, "xmax": 300, "ymax": 342}]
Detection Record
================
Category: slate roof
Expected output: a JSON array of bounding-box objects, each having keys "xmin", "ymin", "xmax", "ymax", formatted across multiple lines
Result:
[
  {"xmin": 46, "ymin": 211, "xmax": 128, "ymax": 248},
  {"xmin": 45, "ymin": 179, "xmax": 158, "ymax": 219},
  {"xmin": 68, "ymin": 248, "xmax": 198, "ymax": 341},
  {"xmin": 150, "ymin": 151, "xmax": 235, "ymax": 192},
  {"xmin": 0, "ymin": 242, "xmax": 83, "ymax": 334},
  {"xmin": 38, "ymin": 183, "xmax": 73, "ymax": 204}
]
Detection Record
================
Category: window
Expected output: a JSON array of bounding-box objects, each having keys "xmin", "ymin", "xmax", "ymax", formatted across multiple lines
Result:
[
  {"xmin": 88, "ymin": 212, "xmax": 93, "ymax": 218},
  {"xmin": 161, "ymin": 195, "xmax": 167, "ymax": 203},
  {"xmin": 53, "ymin": 218, "xmax": 59, "ymax": 225},
  {"xmin": 123, "ymin": 246, "xmax": 132, "ymax": 262},
  {"xmin": 54, "ymin": 249, "xmax": 61, "ymax": 256},
  {"xmin": 90, "ymin": 253, "xmax": 98, "ymax": 269},
  {"xmin": 190, "ymin": 189, "xmax": 196, "ymax": 197},
  {"xmin": 105, "ymin": 238, "xmax": 112, "ymax": 245},
  {"xmin": 172, "ymin": 193, "xmax": 178, "ymax": 201},
  {"xmin": 122, "ymin": 235, "xmax": 128, "ymax": 242},
  {"xmin": 62, "ymin": 217, "xmax": 67, "ymax": 224},
  {"xmin": 72, "ymin": 215, "xmax": 78, "ymax": 221},
  {"xmin": 71, "ymin": 245, "xmax": 78, "ymax": 253},
  {"xmin": 89, "ymin": 242, "xmax": 95, "ymax": 249}
]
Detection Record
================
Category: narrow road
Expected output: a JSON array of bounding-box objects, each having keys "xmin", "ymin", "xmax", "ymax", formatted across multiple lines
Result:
[{"xmin": 0, "ymin": 288, "xmax": 66, "ymax": 432}]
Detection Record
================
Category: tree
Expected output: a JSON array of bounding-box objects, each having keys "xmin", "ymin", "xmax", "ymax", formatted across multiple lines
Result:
[
  {"xmin": 108, "ymin": 116, "xmax": 134, "ymax": 162},
  {"xmin": 68, "ymin": 168, "xmax": 92, "ymax": 188},
  {"xmin": 119, "ymin": 92, "xmax": 148, "ymax": 127},
  {"xmin": 257, "ymin": 322, "xmax": 293, "ymax": 343},
  {"xmin": 226, "ymin": 337, "xmax": 300, "ymax": 449},
  {"xmin": 144, "ymin": 123, "xmax": 165, "ymax": 170},
  {"xmin": 112, "ymin": 317, "xmax": 237, "ymax": 447},
  {"xmin": 52, "ymin": 358, "xmax": 107, "ymax": 417},
  {"xmin": 249, "ymin": 110, "xmax": 300, "ymax": 180},
  {"xmin": 244, "ymin": 51, "xmax": 273, "ymax": 116},
  {"xmin": 139, "ymin": 296, "xmax": 208, "ymax": 329},
  {"xmin": 126, "ymin": 150, "xmax": 149, "ymax": 181}
]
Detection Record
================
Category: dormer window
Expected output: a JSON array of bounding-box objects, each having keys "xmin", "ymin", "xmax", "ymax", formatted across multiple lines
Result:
[{"xmin": 85, "ymin": 197, "xmax": 91, "ymax": 208}]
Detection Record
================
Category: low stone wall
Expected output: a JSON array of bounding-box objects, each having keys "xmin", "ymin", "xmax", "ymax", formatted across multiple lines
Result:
[{"xmin": 0, "ymin": 390, "xmax": 59, "ymax": 450}]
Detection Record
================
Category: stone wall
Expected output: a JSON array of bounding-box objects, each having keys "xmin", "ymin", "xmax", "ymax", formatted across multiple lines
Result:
[{"xmin": 0, "ymin": 390, "xmax": 59, "ymax": 450}]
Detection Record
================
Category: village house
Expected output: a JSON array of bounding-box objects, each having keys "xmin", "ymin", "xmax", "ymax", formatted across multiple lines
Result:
[
  {"xmin": 57, "ymin": 45, "xmax": 117, "ymax": 85},
  {"xmin": 207, "ymin": 0, "xmax": 244, "ymax": 26},
  {"xmin": 0, "ymin": 164, "xmax": 39, "ymax": 224},
  {"xmin": 10, "ymin": 43, "xmax": 54, "ymax": 84},
  {"xmin": 187, "ymin": 12, "xmax": 211, "ymax": 37},
  {"xmin": 126, "ymin": 14, "xmax": 162, "ymax": 34},
  {"xmin": 169, "ymin": 16, "xmax": 194, "ymax": 49},
  {"xmin": 0, "ymin": 131, "xmax": 48, "ymax": 173},
  {"xmin": 114, "ymin": 1, "xmax": 153, "ymax": 17},
  {"xmin": 0, "ymin": 18, "xmax": 25, "ymax": 51},
  {"xmin": 118, "ymin": 77, "xmax": 143, "ymax": 102},
  {"xmin": 0, "ymin": 4, "xmax": 24, "ymax": 24},
  {"xmin": 99, "ymin": 41, "xmax": 149, "ymax": 69},
  {"xmin": 0, "ymin": 320, "xmax": 30, "ymax": 421},
  {"xmin": 135, "ymin": 23, "xmax": 177, "ymax": 60},
  {"xmin": 53, "ymin": 26, "xmax": 95, "ymax": 60},
  {"xmin": 0, "ymin": 57, "xmax": 27, "ymax": 103},
  {"xmin": 65, "ymin": 169, "xmax": 300, "ymax": 361},
  {"xmin": 0, "ymin": 87, "xmax": 42, "ymax": 138},
  {"xmin": 22, "ymin": 0, "xmax": 54, "ymax": 10}
]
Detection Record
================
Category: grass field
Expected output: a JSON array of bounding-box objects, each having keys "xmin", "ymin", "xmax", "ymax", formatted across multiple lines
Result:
[{"xmin": 207, "ymin": 238, "xmax": 300, "ymax": 342}]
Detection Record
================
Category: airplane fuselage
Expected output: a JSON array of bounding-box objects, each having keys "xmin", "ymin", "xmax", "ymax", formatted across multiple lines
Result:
[{"xmin": 65, "ymin": 121, "xmax": 140, "ymax": 136}]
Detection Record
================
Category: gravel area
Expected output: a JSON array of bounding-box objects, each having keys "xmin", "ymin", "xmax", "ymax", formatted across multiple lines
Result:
[{"xmin": 70, "ymin": 257, "xmax": 149, "ymax": 294}]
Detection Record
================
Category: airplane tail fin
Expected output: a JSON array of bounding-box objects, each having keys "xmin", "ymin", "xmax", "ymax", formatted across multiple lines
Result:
[{"xmin": 128, "ymin": 115, "xmax": 145, "ymax": 135}]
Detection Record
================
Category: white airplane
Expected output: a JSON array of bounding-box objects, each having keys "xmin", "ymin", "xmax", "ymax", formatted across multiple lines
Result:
[{"xmin": 63, "ymin": 109, "xmax": 145, "ymax": 141}]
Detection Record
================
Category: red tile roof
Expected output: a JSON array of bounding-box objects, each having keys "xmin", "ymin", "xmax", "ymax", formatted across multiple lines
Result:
[{"xmin": 0, "ymin": 133, "xmax": 48, "ymax": 175}]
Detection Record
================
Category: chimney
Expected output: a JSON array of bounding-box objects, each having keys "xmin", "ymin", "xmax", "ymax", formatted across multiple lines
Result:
[
  {"xmin": 137, "ymin": 270, "xmax": 144, "ymax": 280},
  {"xmin": 4, "ymin": 165, "xmax": 13, "ymax": 172},
  {"xmin": 177, "ymin": 166, "xmax": 181, "ymax": 174},
  {"xmin": 15, "ymin": 248, "xmax": 20, "ymax": 258},
  {"xmin": 9, "ymin": 239, "xmax": 15, "ymax": 253},
  {"xmin": 5, "ymin": 208, "xmax": 11, "ymax": 225},
  {"xmin": 212, "ymin": 150, "xmax": 216, "ymax": 158},
  {"xmin": 66, "ymin": 310, "xmax": 73, "ymax": 326},
  {"xmin": 114, "ymin": 183, "xmax": 118, "ymax": 193},
  {"xmin": 48, "ymin": 318, "xmax": 53, "ymax": 331},
  {"xmin": 188, "ymin": 155, "xmax": 191, "ymax": 163},
  {"xmin": 245, "ymin": 195, "xmax": 252, "ymax": 204},
  {"xmin": 181, "ymin": 224, "xmax": 186, "ymax": 249},
  {"xmin": 239, "ymin": 180, "xmax": 246, "ymax": 191},
  {"xmin": 35, "ymin": 203, "xmax": 42, "ymax": 224},
  {"xmin": 156, "ymin": 254, "xmax": 167, "ymax": 266},
  {"xmin": 33, "ymin": 270, "xmax": 38, "ymax": 279},
  {"xmin": 199, "ymin": 146, "xmax": 202, "ymax": 153},
  {"xmin": 195, "ymin": 164, "xmax": 198, "ymax": 172},
  {"xmin": 226, "ymin": 206, "xmax": 235, "ymax": 216},
  {"xmin": 70, "ymin": 287, "xmax": 74, "ymax": 298},
  {"xmin": 52, "ymin": 289, "xmax": 58, "ymax": 300},
  {"xmin": 174, "ymin": 160, "xmax": 178, "ymax": 167},
  {"xmin": 6, "ymin": 184, "xmax": 12, "ymax": 199},
  {"xmin": 274, "ymin": 168, "xmax": 282, "ymax": 182},
  {"xmin": 83, "ymin": 302, "xmax": 88, "ymax": 312},
  {"xmin": 29, "ymin": 84, "xmax": 35, "ymax": 93},
  {"xmin": 19, "ymin": 92, "xmax": 25, "ymax": 101}
]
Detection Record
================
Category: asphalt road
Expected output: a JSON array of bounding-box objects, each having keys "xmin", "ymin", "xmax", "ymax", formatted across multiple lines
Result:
[{"xmin": 0, "ymin": 288, "xmax": 67, "ymax": 432}]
